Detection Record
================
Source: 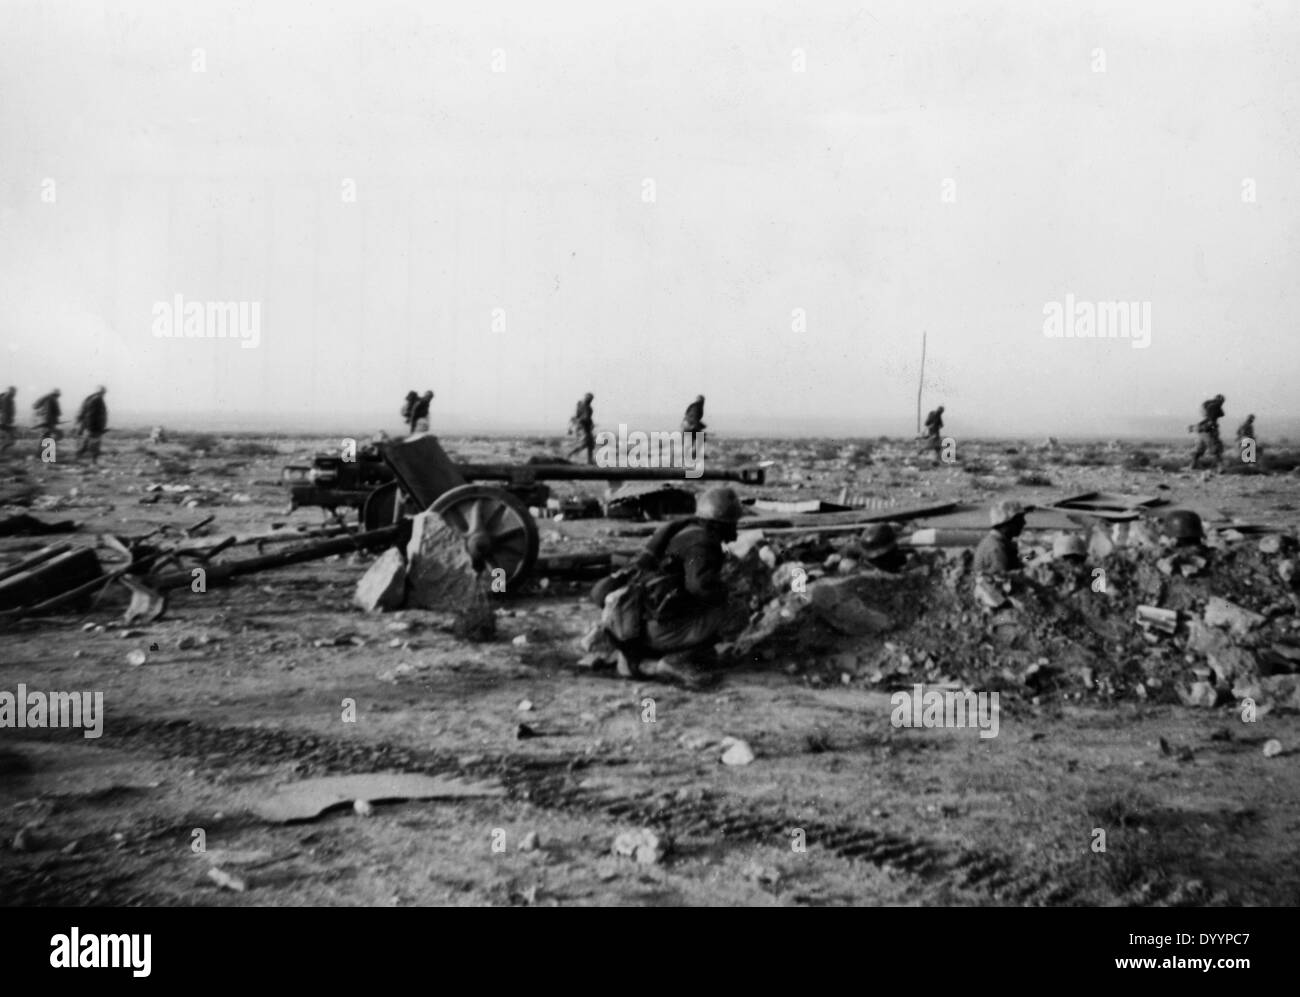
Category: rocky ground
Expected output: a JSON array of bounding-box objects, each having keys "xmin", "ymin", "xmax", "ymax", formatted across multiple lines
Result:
[{"xmin": 1, "ymin": 429, "xmax": 1298, "ymax": 906}]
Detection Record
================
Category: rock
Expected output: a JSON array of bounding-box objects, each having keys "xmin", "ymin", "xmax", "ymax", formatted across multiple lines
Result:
[
  {"xmin": 177, "ymin": 635, "xmax": 197, "ymax": 650},
  {"xmin": 1259, "ymin": 535, "xmax": 1284, "ymax": 555},
  {"xmin": 515, "ymin": 722, "xmax": 538, "ymax": 740},
  {"xmin": 807, "ymin": 577, "xmax": 891, "ymax": 635},
  {"xmin": 353, "ymin": 799, "xmax": 374, "ymax": 817},
  {"xmin": 354, "ymin": 547, "xmax": 408, "ymax": 612},
  {"xmin": 1204, "ymin": 597, "xmax": 1264, "ymax": 637},
  {"xmin": 12, "ymin": 823, "xmax": 44, "ymax": 852},
  {"xmin": 612, "ymin": 828, "xmax": 669, "ymax": 865},
  {"xmin": 126, "ymin": 649, "xmax": 148, "ymax": 666},
  {"xmin": 511, "ymin": 634, "xmax": 529, "ymax": 646},
  {"xmin": 1262, "ymin": 739, "xmax": 1283, "ymax": 758},
  {"xmin": 404, "ymin": 511, "xmax": 481, "ymax": 611},
  {"xmin": 1260, "ymin": 674, "xmax": 1300, "ymax": 709},
  {"xmin": 518, "ymin": 831, "xmax": 540, "ymax": 852},
  {"xmin": 838, "ymin": 558, "xmax": 859, "ymax": 574},
  {"xmin": 517, "ymin": 699, "xmax": 533, "ymax": 712},
  {"xmin": 206, "ymin": 866, "xmax": 247, "ymax": 892},
  {"xmin": 1180, "ymin": 681, "xmax": 1219, "ymax": 708},
  {"xmin": 720, "ymin": 737, "xmax": 756, "ymax": 766},
  {"xmin": 679, "ymin": 731, "xmax": 717, "ymax": 751},
  {"xmin": 771, "ymin": 561, "xmax": 809, "ymax": 595}
]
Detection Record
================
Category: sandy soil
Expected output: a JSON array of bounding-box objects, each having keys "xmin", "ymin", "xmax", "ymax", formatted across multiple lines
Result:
[{"xmin": 1, "ymin": 430, "xmax": 1297, "ymax": 906}]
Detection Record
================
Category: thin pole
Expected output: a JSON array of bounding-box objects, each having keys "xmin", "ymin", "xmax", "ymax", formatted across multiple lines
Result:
[{"xmin": 916, "ymin": 331, "xmax": 926, "ymax": 435}]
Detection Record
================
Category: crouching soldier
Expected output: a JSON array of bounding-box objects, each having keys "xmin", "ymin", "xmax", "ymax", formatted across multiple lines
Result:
[
  {"xmin": 582, "ymin": 486, "xmax": 742, "ymax": 688},
  {"xmin": 972, "ymin": 500, "xmax": 1027, "ymax": 612}
]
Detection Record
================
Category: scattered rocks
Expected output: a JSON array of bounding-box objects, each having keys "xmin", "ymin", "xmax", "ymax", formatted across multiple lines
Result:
[{"xmin": 612, "ymin": 828, "xmax": 669, "ymax": 865}]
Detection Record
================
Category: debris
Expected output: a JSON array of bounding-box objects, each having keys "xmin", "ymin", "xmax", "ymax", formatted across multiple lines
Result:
[
  {"xmin": 353, "ymin": 799, "xmax": 374, "ymax": 817},
  {"xmin": 0, "ymin": 547, "xmax": 103, "ymax": 612},
  {"xmin": 121, "ymin": 574, "xmax": 166, "ymax": 625},
  {"xmin": 517, "ymin": 699, "xmax": 533, "ymax": 712},
  {"xmin": 518, "ymin": 831, "xmax": 541, "ymax": 852},
  {"xmin": 515, "ymin": 722, "xmax": 539, "ymax": 740},
  {"xmin": 1204, "ymin": 597, "xmax": 1265, "ymax": 637},
  {"xmin": 176, "ymin": 635, "xmax": 198, "ymax": 650},
  {"xmin": 720, "ymin": 737, "xmax": 756, "ymax": 766},
  {"xmin": 1136, "ymin": 605, "xmax": 1179, "ymax": 635},
  {"xmin": 1262, "ymin": 739, "xmax": 1283, "ymax": 758},
  {"xmin": 353, "ymin": 547, "xmax": 407, "ymax": 612},
  {"xmin": 1180, "ymin": 681, "xmax": 1219, "ymax": 708},
  {"xmin": 806, "ymin": 577, "xmax": 892, "ymax": 635},
  {"xmin": 126, "ymin": 649, "xmax": 148, "ymax": 667},
  {"xmin": 512, "ymin": 634, "xmax": 529, "ymax": 646},
  {"xmin": 250, "ymin": 773, "xmax": 506, "ymax": 823},
  {"xmin": 0, "ymin": 513, "xmax": 78, "ymax": 537},
  {"xmin": 405, "ymin": 511, "xmax": 484, "ymax": 611},
  {"xmin": 612, "ymin": 828, "xmax": 669, "ymax": 865},
  {"xmin": 206, "ymin": 867, "xmax": 248, "ymax": 892}
]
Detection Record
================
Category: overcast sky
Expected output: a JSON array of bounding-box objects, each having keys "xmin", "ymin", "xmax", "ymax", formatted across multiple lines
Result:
[{"xmin": 2, "ymin": 0, "xmax": 1297, "ymax": 437}]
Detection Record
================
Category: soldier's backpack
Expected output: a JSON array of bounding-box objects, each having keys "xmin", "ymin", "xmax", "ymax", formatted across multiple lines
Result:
[{"xmin": 595, "ymin": 518, "xmax": 701, "ymax": 642}]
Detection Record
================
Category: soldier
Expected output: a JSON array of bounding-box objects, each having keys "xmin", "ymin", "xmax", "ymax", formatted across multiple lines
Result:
[
  {"xmin": 856, "ymin": 523, "xmax": 908, "ymax": 573},
  {"xmin": 409, "ymin": 390, "xmax": 434, "ymax": 433},
  {"xmin": 400, "ymin": 391, "xmax": 419, "ymax": 432},
  {"xmin": 32, "ymin": 389, "xmax": 62, "ymax": 445},
  {"xmin": 1189, "ymin": 394, "xmax": 1225, "ymax": 470},
  {"xmin": 681, "ymin": 394, "xmax": 706, "ymax": 434},
  {"xmin": 586, "ymin": 487, "xmax": 742, "ymax": 687},
  {"xmin": 566, "ymin": 392, "xmax": 596, "ymax": 465},
  {"xmin": 74, "ymin": 386, "xmax": 109, "ymax": 464},
  {"xmin": 973, "ymin": 500, "xmax": 1027, "ymax": 576},
  {"xmin": 921, "ymin": 405, "xmax": 945, "ymax": 463},
  {"xmin": 0, "ymin": 386, "xmax": 15, "ymax": 452}
]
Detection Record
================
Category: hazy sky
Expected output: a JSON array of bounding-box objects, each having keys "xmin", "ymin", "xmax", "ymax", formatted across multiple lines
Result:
[{"xmin": 2, "ymin": 0, "xmax": 1298, "ymax": 436}]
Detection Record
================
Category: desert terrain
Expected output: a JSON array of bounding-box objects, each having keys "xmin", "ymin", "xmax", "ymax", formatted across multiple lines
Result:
[{"xmin": 1, "ymin": 429, "xmax": 1298, "ymax": 907}]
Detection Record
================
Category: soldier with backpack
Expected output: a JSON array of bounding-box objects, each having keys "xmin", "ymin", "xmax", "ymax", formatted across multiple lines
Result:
[{"xmin": 581, "ymin": 487, "xmax": 743, "ymax": 688}]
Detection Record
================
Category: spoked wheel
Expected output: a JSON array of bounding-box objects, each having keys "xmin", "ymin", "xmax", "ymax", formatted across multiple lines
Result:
[
  {"xmin": 361, "ymin": 481, "xmax": 418, "ymax": 532},
  {"xmin": 429, "ymin": 484, "xmax": 539, "ymax": 589}
]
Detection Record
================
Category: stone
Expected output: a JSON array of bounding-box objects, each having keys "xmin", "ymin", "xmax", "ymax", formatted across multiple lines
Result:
[
  {"xmin": 720, "ymin": 737, "xmax": 756, "ymax": 766},
  {"xmin": 353, "ymin": 799, "xmax": 374, "ymax": 817},
  {"xmin": 354, "ymin": 547, "xmax": 408, "ymax": 612},
  {"xmin": 404, "ymin": 511, "xmax": 481, "ymax": 611},
  {"xmin": 1259, "ymin": 535, "xmax": 1284, "ymax": 555},
  {"xmin": 612, "ymin": 828, "xmax": 669, "ymax": 865},
  {"xmin": 518, "ymin": 831, "xmax": 541, "ymax": 852},
  {"xmin": 176, "ymin": 635, "xmax": 198, "ymax": 650},
  {"xmin": 1262, "ymin": 739, "xmax": 1283, "ymax": 758},
  {"xmin": 1204, "ymin": 596, "xmax": 1264, "ymax": 637},
  {"xmin": 728, "ymin": 529, "xmax": 768, "ymax": 560},
  {"xmin": 1181, "ymin": 681, "xmax": 1219, "ymax": 708},
  {"xmin": 806, "ymin": 577, "xmax": 891, "ymax": 635},
  {"xmin": 126, "ymin": 649, "xmax": 147, "ymax": 667}
]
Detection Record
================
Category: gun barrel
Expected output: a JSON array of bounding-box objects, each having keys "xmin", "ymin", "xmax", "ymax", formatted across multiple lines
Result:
[{"xmin": 456, "ymin": 463, "xmax": 766, "ymax": 486}]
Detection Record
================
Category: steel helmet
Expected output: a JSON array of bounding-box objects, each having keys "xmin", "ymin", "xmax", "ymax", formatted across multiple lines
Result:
[
  {"xmin": 860, "ymin": 523, "xmax": 897, "ymax": 556},
  {"xmin": 989, "ymin": 500, "xmax": 1026, "ymax": 528},
  {"xmin": 1163, "ymin": 509, "xmax": 1204, "ymax": 541},
  {"xmin": 696, "ymin": 487, "xmax": 743, "ymax": 523},
  {"xmin": 1052, "ymin": 533, "xmax": 1087, "ymax": 560}
]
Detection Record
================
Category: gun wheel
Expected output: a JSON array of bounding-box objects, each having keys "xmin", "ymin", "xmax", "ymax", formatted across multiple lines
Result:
[{"xmin": 429, "ymin": 484, "xmax": 539, "ymax": 589}]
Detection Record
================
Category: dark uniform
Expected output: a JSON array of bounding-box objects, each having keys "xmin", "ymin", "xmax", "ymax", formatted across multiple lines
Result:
[
  {"xmin": 681, "ymin": 395, "xmax": 706, "ymax": 434},
  {"xmin": 33, "ymin": 391, "xmax": 61, "ymax": 441},
  {"xmin": 409, "ymin": 391, "xmax": 433, "ymax": 433},
  {"xmin": 1190, "ymin": 395, "xmax": 1225, "ymax": 469},
  {"xmin": 75, "ymin": 389, "xmax": 108, "ymax": 463},
  {"xmin": 923, "ymin": 406, "xmax": 944, "ymax": 461},
  {"xmin": 566, "ymin": 394, "xmax": 596, "ymax": 464},
  {"xmin": 0, "ymin": 387, "xmax": 15, "ymax": 451}
]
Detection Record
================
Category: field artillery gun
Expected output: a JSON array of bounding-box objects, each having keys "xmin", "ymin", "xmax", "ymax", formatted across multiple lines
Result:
[{"xmin": 285, "ymin": 435, "xmax": 765, "ymax": 588}]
